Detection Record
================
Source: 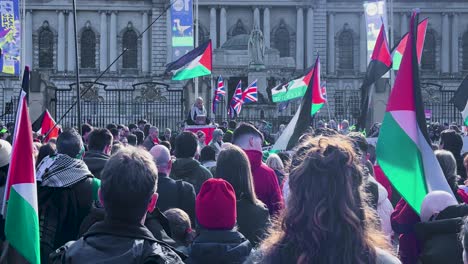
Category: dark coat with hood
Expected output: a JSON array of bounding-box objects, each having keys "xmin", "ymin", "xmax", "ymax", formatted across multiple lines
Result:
[
  {"xmin": 83, "ymin": 150, "xmax": 110, "ymax": 179},
  {"xmin": 187, "ymin": 229, "xmax": 252, "ymax": 264},
  {"xmin": 244, "ymin": 150, "xmax": 284, "ymax": 215},
  {"xmin": 415, "ymin": 204, "xmax": 468, "ymax": 264},
  {"xmin": 170, "ymin": 158, "xmax": 212, "ymax": 193},
  {"xmin": 50, "ymin": 219, "xmax": 184, "ymax": 264}
]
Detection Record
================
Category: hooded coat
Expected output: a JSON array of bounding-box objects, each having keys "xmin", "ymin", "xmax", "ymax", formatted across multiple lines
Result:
[
  {"xmin": 83, "ymin": 150, "xmax": 110, "ymax": 179},
  {"xmin": 415, "ymin": 204, "xmax": 468, "ymax": 264},
  {"xmin": 170, "ymin": 158, "xmax": 212, "ymax": 194},
  {"xmin": 244, "ymin": 150, "xmax": 284, "ymax": 216},
  {"xmin": 187, "ymin": 229, "xmax": 252, "ymax": 264}
]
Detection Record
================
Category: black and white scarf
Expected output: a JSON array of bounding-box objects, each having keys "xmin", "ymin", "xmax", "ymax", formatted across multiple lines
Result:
[{"xmin": 36, "ymin": 154, "xmax": 92, "ymax": 188}]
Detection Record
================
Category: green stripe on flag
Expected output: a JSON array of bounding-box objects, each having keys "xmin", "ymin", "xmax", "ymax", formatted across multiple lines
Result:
[
  {"xmin": 392, "ymin": 51, "xmax": 403, "ymax": 70},
  {"xmin": 311, "ymin": 103, "xmax": 324, "ymax": 115},
  {"xmin": 272, "ymin": 85, "xmax": 307, "ymax": 103},
  {"xmin": 376, "ymin": 112, "xmax": 427, "ymax": 213},
  {"xmin": 5, "ymin": 187, "xmax": 40, "ymax": 264},
  {"xmin": 172, "ymin": 65, "xmax": 211, "ymax": 81}
]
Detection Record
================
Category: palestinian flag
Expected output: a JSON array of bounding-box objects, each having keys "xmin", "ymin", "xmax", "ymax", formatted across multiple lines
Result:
[
  {"xmin": 450, "ymin": 75, "xmax": 468, "ymax": 126},
  {"xmin": 2, "ymin": 66, "xmax": 40, "ymax": 264},
  {"xmin": 357, "ymin": 22, "xmax": 392, "ymax": 131},
  {"xmin": 165, "ymin": 40, "xmax": 212, "ymax": 81},
  {"xmin": 271, "ymin": 67, "xmax": 313, "ymax": 103},
  {"xmin": 32, "ymin": 109, "xmax": 60, "ymax": 142},
  {"xmin": 376, "ymin": 11, "xmax": 454, "ymax": 214},
  {"xmin": 392, "ymin": 18, "xmax": 428, "ymax": 70},
  {"xmin": 272, "ymin": 55, "xmax": 320, "ymax": 151}
]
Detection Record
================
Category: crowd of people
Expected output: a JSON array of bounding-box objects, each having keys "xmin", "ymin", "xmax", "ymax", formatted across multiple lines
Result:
[{"xmin": 0, "ymin": 117, "xmax": 468, "ymax": 263}]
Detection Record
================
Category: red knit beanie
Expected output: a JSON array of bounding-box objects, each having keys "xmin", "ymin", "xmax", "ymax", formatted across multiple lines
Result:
[{"xmin": 196, "ymin": 178, "xmax": 237, "ymax": 229}]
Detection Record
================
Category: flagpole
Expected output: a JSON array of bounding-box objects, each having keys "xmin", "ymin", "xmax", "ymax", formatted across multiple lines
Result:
[
  {"xmin": 211, "ymin": 75, "xmax": 215, "ymax": 121},
  {"xmin": 72, "ymin": 0, "xmax": 82, "ymax": 134},
  {"xmin": 194, "ymin": 0, "xmax": 199, "ymax": 99}
]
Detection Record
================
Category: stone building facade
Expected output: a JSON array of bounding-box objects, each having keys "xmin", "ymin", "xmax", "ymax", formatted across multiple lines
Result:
[{"xmin": 0, "ymin": 0, "xmax": 466, "ymax": 130}]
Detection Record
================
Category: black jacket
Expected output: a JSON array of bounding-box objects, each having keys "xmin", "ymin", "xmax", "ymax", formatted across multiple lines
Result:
[
  {"xmin": 38, "ymin": 177, "xmax": 95, "ymax": 264},
  {"xmin": 79, "ymin": 203, "xmax": 177, "ymax": 247},
  {"xmin": 415, "ymin": 204, "xmax": 468, "ymax": 264},
  {"xmin": 187, "ymin": 229, "xmax": 252, "ymax": 264},
  {"xmin": 157, "ymin": 173, "xmax": 196, "ymax": 225},
  {"xmin": 237, "ymin": 198, "xmax": 270, "ymax": 247},
  {"xmin": 170, "ymin": 158, "xmax": 212, "ymax": 194},
  {"xmin": 51, "ymin": 219, "xmax": 184, "ymax": 264},
  {"xmin": 83, "ymin": 150, "xmax": 110, "ymax": 179}
]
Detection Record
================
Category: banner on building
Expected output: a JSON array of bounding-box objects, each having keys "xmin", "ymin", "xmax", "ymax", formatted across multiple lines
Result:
[
  {"xmin": 0, "ymin": 0, "xmax": 20, "ymax": 75},
  {"xmin": 363, "ymin": 0, "xmax": 388, "ymax": 66},
  {"xmin": 171, "ymin": 0, "xmax": 194, "ymax": 60}
]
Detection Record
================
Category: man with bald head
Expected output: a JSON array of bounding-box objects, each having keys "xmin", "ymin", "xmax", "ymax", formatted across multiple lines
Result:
[{"xmin": 149, "ymin": 145, "xmax": 196, "ymax": 225}]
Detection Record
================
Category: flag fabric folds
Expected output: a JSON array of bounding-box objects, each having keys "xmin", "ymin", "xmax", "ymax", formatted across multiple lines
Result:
[
  {"xmin": 212, "ymin": 76, "xmax": 226, "ymax": 114},
  {"xmin": 271, "ymin": 68, "xmax": 313, "ymax": 103},
  {"xmin": 450, "ymin": 75, "xmax": 468, "ymax": 126},
  {"xmin": 357, "ymin": 22, "xmax": 392, "ymax": 131},
  {"xmin": 2, "ymin": 66, "xmax": 40, "ymax": 264},
  {"xmin": 32, "ymin": 109, "xmax": 60, "ymax": 142},
  {"xmin": 392, "ymin": 18, "xmax": 428, "ymax": 71},
  {"xmin": 376, "ymin": 11, "xmax": 455, "ymax": 214},
  {"xmin": 165, "ymin": 40, "xmax": 212, "ymax": 81},
  {"xmin": 242, "ymin": 80, "xmax": 258, "ymax": 104},
  {"xmin": 228, "ymin": 80, "xmax": 243, "ymax": 118},
  {"xmin": 272, "ymin": 55, "xmax": 320, "ymax": 151}
]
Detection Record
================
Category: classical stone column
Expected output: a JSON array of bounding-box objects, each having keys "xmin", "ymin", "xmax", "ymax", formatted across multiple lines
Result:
[
  {"xmin": 296, "ymin": 7, "xmax": 304, "ymax": 70},
  {"xmin": 142, "ymin": 11, "xmax": 149, "ymax": 72},
  {"xmin": 99, "ymin": 11, "xmax": 107, "ymax": 72},
  {"xmin": 220, "ymin": 8, "xmax": 227, "ymax": 47},
  {"xmin": 306, "ymin": 7, "xmax": 314, "ymax": 67},
  {"xmin": 328, "ymin": 12, "xmax": 335, "ymax": 74},
  {"xmin": 209, "ymin": 7, "xmax": 217, "ymax": 49},
  {"xmin": 57, "ymin": 11, "xmax": 65, "ymax": 71},
  {"xmin": 400, "ymin": 12, "xmax": 408, "ymax": 37},
  {"xmin": 441, "ymin": 13, "xmax": 449, "ymax": 73},
  {"xmin": 451, "ymin": 13, "xmax": 459, "ymax": 73},
  {"xmin": 253, "ymin": 7, "xmax": 260, "ymax": 28},
  {"xmin": 109, "ymin": 11, "xmax": 117, "ymax": 72},
  {"xmin": 360, "ymin": 12, "xmax": 367, "ymax": 73},
  {"xmin": 67, "ymin": 11, "xmax": 75, "ymax": 72},
  {"xmin": 263, "ymin": 7, "xmax": 270, "ymax": 48},
  {"xmin": 25, "ymin": 10, "xmax": 33, "ymax": 68}
]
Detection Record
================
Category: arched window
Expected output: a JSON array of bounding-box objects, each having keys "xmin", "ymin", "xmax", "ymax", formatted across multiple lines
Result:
[
  {"xmin": 421, "ymin": 30, "xmax": 436, "ymax": 70},
  {"xmin": 39, "ymin": 21, "xmax": 54, "ymax": 68},
  {"xmin": 338, "ymin": 28, "xmax": 354, "ymax": 70},
  {"xmin": 462, "ymin": 32, "xmax": 468, "ymax": 70},
  {"xmin": 122, "ymin": 25, "xmax": 138, "ymax": 69},
  {"xmin": 80, "ymin": 24, "xmax": 96, "ymax": 69},
  {"xmin": 274, "ymin": 21, "xmax": 290, "ymax": 57},
  {"xmin": 232, "ymin": 19, "xmax": 247, "ymax": 37}
]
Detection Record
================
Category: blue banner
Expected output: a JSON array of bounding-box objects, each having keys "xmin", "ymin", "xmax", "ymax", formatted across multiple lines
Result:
[
  {"xmin": 0, "ymin": 0, "xmax": 20, "ymax": 75},
  {"xmin": 171, "ymin": 0, "xmax": 193, "ymax": 60}
]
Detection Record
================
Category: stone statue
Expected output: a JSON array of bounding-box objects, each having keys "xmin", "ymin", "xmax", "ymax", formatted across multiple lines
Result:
[{"xmin": 248, "ymin": 24, "xmax": 265, "ymax": 67}]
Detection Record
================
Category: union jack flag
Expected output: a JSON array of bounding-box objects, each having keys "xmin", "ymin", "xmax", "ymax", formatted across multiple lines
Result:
[
  {"xmin": 242, "ymin": 80, "xmax": 258, "ymax": 104},
  {"xmin": 212, "ymin": 76, "xmax": 226, "ymax": 113},
  {"xmin": 228, "ymin": 80, "xmax": 244, "ymax": 118},
  {"xmin": 321, "ymin": 82, "xmax": 327, "ymax": 101}
]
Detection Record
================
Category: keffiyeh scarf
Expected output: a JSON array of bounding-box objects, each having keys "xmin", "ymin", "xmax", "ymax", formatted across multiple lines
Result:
[{"xmin": 36, "ymin": 154, "xmax": 92, "ymax": 188}]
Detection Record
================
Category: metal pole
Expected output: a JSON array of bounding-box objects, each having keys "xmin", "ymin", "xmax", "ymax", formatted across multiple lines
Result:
[
  {"xmin": 389, "ymin": 0, "xmax": 394, "ymax": 88},
  {"xmin": 72, "ymin": 0, "xmax": 81, "ymax": 134},
  {"xmin": 194, "ymin": 0, "xmax": 199, "ymax": 99}
]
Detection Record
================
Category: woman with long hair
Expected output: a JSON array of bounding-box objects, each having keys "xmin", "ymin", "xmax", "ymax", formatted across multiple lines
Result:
[
  {"xmin": 216, "ymin": 145, "xmax": 270, "ymax": 247},
  {"xmin": 252, "ymin": 135, "xmax": 399, "ymax": 263}
]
